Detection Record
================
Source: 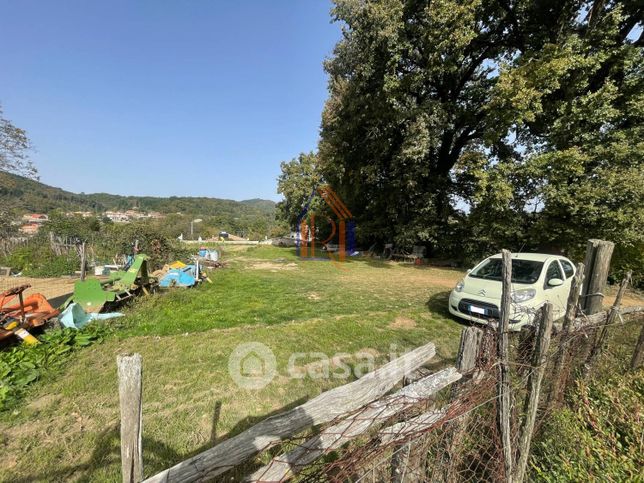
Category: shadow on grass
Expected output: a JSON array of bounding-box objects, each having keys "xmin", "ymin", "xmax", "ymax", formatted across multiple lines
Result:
[
  {"xmin": 426, "ymin": 289, "xmax": 479, "ymax": 333},
  {"xmin": 9, "ymin": 424, "xmax": 184, "ymax": 483},
  {"xmin": 326, "ymin": 255, "xmax": 395, "ymax": 269},
  {"xmin": 426, "ymin": 290, "xmax": 452, "ymax": 318},
  {"xmin": 180, "ymin": 395, "xmax": 313, "ymax": 481},
  {"xmin": 426, "ymin": 289, "xmax": 489, "ymax": 338},
  {"xmin": 8, "ymin": 394, "xmax": 312, "ymax": 482}
]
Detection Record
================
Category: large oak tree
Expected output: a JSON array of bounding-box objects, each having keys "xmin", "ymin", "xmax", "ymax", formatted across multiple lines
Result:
[{"xmin": 318, "ymin": 0, "xmax": 642, "ymax": 259}]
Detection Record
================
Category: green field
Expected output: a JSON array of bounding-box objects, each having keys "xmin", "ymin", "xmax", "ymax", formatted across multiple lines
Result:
[{"xmin": 0, "ymin": 246, "xmax": 466, "ymax": 482}]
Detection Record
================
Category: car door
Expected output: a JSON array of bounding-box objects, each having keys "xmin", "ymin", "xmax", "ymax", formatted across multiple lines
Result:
[{"xmin": 544, "ymin": 260, "xmax": 569, "ymax": 319}]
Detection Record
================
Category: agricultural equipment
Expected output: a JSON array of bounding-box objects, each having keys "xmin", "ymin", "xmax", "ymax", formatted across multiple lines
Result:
[
  {"xmin": 158, "ymin": 261, "xmax": 207, "ymax": 288},
  {"xmin": 64, "ymin": 254, "xmax": 156, "ymax": 313},
  {"xmin": 0, "ymin": 285, "xmax": 60, "ymax": 344},
  {"xmin": 198, "ymin": 248, "xmax": 219, "ymax": 261},
  {"xmin": 196, "ymin": 248, "xmax": 222, "ymax": 268}
]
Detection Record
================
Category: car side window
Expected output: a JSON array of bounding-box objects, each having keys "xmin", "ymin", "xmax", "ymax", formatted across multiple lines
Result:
[
  {"xmin": 560, "ymin": 259, "xmax": 574, "ymax": 279},
  {"xmin": 546, "ymin": 261, "xmax": 563, "ymax": 281}
]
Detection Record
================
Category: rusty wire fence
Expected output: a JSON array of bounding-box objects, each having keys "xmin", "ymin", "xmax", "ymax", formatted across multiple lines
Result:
[{"xmin": 239, "ymin": 308, "xmax": 642, "ymax": 483}]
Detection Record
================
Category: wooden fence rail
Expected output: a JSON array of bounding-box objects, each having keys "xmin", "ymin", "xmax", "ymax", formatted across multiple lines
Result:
[
  {"xmin": 248, "ymin": 367, "xmax": 461, "ymax": 482},
  {"xmin": 143, "ymin": 341, "xmax": 437, "ymax": 483}
]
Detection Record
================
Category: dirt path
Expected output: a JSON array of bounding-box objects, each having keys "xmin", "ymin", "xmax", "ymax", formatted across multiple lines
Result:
[{"xmin": 0, "ymin": 276, "xmax": 76, "ymax": 300}]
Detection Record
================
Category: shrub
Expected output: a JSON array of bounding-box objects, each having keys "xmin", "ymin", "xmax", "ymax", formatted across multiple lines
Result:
[
  {"xmin": 609, "ymin": 242, "xmax": 644, "ymax": 289},
  {"xmin": 531, "ymin": 370, "xmax": 644, "ymax": 481},
  {"xmin": 0, "ymin": 325, "xmax": 107, "ymax": 411},
  {"xmin": 25, "ymin": 253, "xmax": 80, "ymax": 277},
  {"xmin": 0, "ymin": 243, "xmax": 79, "ymax": 277},
  {"xmin": 99, "ymin": 222, "xmax": 193, "ymax": 270}
]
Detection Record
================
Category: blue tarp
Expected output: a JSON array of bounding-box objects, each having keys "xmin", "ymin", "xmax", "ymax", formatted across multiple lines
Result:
[{"xmin": 60, "ymin": 303, "xmax": 124, "ymax": 329}]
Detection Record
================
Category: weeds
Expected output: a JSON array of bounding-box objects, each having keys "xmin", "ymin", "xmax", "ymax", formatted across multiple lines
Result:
[
  {"xmin": 532, "ymin": 369, "xmax": 644, "ymax": 481},
  {"xmin": 0, "ymin": 325, "xmax": 108, "ymax": 411}
]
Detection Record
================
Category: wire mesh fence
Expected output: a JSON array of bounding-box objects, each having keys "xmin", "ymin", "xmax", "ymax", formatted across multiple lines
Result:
[
  {"xmin": 239, "ymin": 305, "xmax": 642, "ymax": 483},
  {"xmin": 0, "ymin": 275, "xmax": 75, "ymax": 301}
]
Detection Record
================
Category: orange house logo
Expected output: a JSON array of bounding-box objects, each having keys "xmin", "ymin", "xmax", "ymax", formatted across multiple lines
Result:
[{"xmin": 296, "ymin": 186, "xmax": 355, "ymax": 266}]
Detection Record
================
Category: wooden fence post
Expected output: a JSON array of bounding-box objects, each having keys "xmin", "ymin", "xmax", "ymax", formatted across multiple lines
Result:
[
  {"xmin": 80, "ymin": 241, "xmax": 87, "ymax": 281},
  {"xmin": 548, "ymin": 263, "xmax": 584, "ymax": 407},
  {"xmin": 390, "ymin": 440, "xmax": 412, "ymax": 483},
  {"xmin": 498, "ymin": 249, "xmax": 514, "ymax": 482},
  {"xmin": 456, "ymin": 326, "xmax": 485, "ymax": 374},
  {"xmin": 514, "ymin": 303, "xmax": 554, "ymax": 483},
  {"xmin": 391, "ymin": 334, "xmax": 480, "ymax": 483},
  {"xmin": 584, "ymin": 271, "xmax": 631, "ymax": 372},
  {"xmin": 442, "ymin": 326, "xmax": 485, "ymax": 481},
  {"xmin": 581, "ymin": 239, "xmax": 614, "ymax": 315},
  {"xmin": 118, "ymin": 353, "xmax": 143, "ymax": 483},
  {"xmin": 632, "ymin": 323, "xmax": 644, "ymax": 370}
]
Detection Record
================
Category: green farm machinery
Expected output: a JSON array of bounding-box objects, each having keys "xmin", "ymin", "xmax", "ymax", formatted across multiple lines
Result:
[{"xmin": 64, "ymin": 254, "xmax": 156, "ymax": 313}]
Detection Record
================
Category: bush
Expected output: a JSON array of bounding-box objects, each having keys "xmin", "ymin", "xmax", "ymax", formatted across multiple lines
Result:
[
  {"xmin": 609, "ymin": 242, "xmax": 644, "ymax": 289},
  {"xmin": 0, "ymin": 325, "xmax": 107, "ymax": 411},
  {"xmin": 531, "ymin": 370, "xmax": 644, "ymax": 481},
  {"xmin": 0, "ymin": 243, "xmax": 79, "ymax": 277},
  {"xmin": 25, "ymin": 253, "xmax": 80, "ymax": 277},
  {"xmin": 0, "ymin": 219, "xmax": 193, "ymax": 277},
  {"xmin": 98, "ymin": 222, "xmax": 193, "ymax": 270}
]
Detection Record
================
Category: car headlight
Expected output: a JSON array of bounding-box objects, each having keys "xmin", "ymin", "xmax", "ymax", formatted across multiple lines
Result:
[
  {"xmin": 511, "ymin": 288, "xmax": 536, "ymax": 303},
  {"xmin": 455, "ymin": 280, "xmax": 464, "ymax": 292}
]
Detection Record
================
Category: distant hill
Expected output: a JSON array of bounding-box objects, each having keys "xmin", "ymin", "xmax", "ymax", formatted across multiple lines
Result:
[{"xmin": 0, "ymin": 171, "xmax": 276, "ymax": 219}]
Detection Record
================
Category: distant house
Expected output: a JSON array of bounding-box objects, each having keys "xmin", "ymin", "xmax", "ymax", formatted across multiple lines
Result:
[
  {"xmin": 105, "ymin": 211, "xmax": 130, "ymax": 223},
  {"xmin": 20, "ymin": 223, "xmax": 41, "ymax": 235},
  {"xmin": 66, "ymin": 211, "xmax": 95, "ymax": 218},
  {"xmin": 21, "ymin": 213, "xmax": 48, "ymax": 224},
  {"xmin": 125, "ymin": 210, "xmax": 146, "ymax": 219}
]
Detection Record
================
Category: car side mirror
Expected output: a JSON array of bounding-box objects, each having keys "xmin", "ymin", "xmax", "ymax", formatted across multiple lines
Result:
[
  {"xmin": 466, "ymin": 269, "xmax": 472, "ymax": 274},
  {"xmin": 548, "ymin": 278, "xmax": 564, "ymax": 287}
]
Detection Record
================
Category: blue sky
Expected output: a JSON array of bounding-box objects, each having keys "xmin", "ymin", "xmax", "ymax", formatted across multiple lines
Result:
[{"xmin": 0, "ymin": 1, "xmax": 341, "ymax": 201}]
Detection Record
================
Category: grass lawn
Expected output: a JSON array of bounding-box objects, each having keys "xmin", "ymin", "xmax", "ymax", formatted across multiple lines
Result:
[{"xmin": 0, "ymin": 246, "xmax": 466, "ymax": 482}]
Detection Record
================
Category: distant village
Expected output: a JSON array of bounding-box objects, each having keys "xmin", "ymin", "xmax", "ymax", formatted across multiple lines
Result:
[{"xmin": 18, "ymin": 210, "xmax": 165, "ymax": 235}]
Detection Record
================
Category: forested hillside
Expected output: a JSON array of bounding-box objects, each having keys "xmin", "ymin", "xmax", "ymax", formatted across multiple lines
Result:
[
  {"xmin": 0, "ymin": 170, "xmax": 275, "ymax": 218},
  {"xmin": 0, "ymin": 170, "xmax": 99, "ymax": 214}
]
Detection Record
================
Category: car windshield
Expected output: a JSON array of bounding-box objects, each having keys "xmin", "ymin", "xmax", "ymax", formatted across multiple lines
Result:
[{"xmin": 469, "ymin": 259, "xmax": 544, "ymax": 284}]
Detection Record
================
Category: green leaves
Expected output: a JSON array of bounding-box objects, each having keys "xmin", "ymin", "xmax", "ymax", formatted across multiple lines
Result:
[
  {"xmin": 276, "ymin": 152, "xmax": 325, "ymax": 229},
  {"xmin": 0, "ymin": 103, "xmax": 36, "ymax": 179},
  {"xmin": 532, "ymin": 370, "xmax": 644, "ymax": 481},
  {"xmin": 0, "ymin": 326, "xmax": 106, "ymax": 411},
  {"xmin": 315, "ymin": 0, "xmax": 642, "ymax": 282}
]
